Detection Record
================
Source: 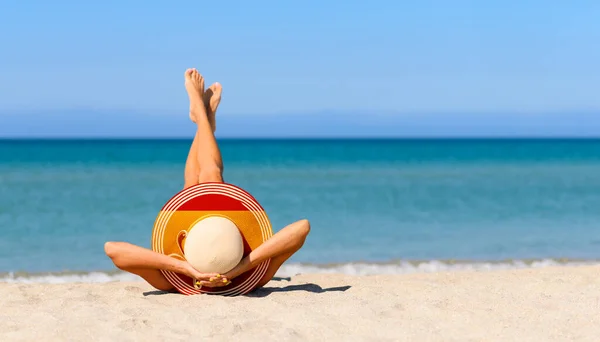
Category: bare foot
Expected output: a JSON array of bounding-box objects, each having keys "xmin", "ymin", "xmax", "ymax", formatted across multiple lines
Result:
[
  {"xmin": 203, "ymin": 82, "xmax": 222, "ymax": 132},
  {"xmin": 184, "ymin": 68, "xmax": 207, "ymax": 118},
  {"xmin": 190, "ymin": 82, "xmax": 222, "ymax": 133}
]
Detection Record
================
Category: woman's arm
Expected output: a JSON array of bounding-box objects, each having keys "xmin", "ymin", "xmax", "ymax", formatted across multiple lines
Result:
[
  {"xmin": 223, "ymin": 219, "xmax": 310, "ymax": 280},
  {"xmin": 104, "ymin": 241, "xmax": 220, "ymax": 282}
]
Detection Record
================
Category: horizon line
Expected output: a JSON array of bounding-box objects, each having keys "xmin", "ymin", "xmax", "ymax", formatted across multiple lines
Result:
[
  {"xmin": 1, "ymin": 136, "xmax": 600, "ymax": 141},
  {"xmin": 2, "ymin": 108, "xmax": 600, "ymax": 115}
]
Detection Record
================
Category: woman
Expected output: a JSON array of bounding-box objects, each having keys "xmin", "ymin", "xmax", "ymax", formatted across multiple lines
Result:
[{"xmin": 104, "ymin": 68, "xmax": 310, "ymax": 292}]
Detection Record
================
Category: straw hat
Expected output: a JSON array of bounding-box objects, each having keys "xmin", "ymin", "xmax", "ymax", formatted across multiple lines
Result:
[{"xmin": 151, "ymin": 182, "xmax": 273, "ymax": 296}]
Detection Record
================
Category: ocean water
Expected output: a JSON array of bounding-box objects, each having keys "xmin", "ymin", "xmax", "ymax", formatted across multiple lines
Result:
[{"xmin": 1, "ymin": 139, "xmax": 600, "ymax": 283}]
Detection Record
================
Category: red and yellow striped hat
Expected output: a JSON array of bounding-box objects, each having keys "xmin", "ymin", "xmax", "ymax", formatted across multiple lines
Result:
[{"xmin": 151, "ymin": 182, "xmax": 273, "ymax": 296}]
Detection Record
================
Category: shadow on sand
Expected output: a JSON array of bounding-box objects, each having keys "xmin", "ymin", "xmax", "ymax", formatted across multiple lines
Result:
[
  {"xmin": 247, "ymin": 283, "xmax": 352, "ymax": 298},
  {"xmin": 142, "ymin": 277, "xmax": 351, "ymax": 297},
  {"xmin": 143, "ymin": 290, "xmax": 176, "ymax": 296}
]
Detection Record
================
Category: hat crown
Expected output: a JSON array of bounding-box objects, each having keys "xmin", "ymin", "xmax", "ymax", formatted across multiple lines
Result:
[{"xmin": 183, "ymin": 216, "xmax": 244, "ymax": 274}]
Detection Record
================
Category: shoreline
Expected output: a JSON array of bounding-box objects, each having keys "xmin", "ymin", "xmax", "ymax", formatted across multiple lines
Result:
[
  {"xmin": 2, "ymin": 259, "xmax": 600, "ymax": 284},
  {"xmin": 3, "ymin": 265, "xmax": 600, "ymax": 341}
]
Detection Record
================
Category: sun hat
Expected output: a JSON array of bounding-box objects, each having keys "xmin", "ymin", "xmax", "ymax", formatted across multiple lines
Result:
[{"xmin": 151, "ymin": 182, "xmax": 273, "ymax": 296}]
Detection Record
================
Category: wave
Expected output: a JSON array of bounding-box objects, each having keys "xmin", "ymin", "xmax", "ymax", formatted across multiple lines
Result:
[
  {"xmin": 2, "ymin": 258, "xmax": 599, "ymax": 283},
  {"xmin": 0, "ymin": 271, "xmax": 139, "ymax": 284},
  {"xmin": 277, "ymin": 258, "xmax": 600, "ymax": 276}
]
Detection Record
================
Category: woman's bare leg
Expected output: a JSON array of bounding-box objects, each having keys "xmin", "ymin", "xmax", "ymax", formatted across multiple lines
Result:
[
  {"xmin": 183, "ymin": 68, "xmax": 224, "ymax": 185},
  {"xmin": 184, "ymin": 82, "xmax": 222, "ymax": 188}
]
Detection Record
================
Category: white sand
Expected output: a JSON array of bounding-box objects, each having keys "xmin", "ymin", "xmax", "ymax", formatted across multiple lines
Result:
[{"xmin": 2, "ymin": 266, "xmax": 600, "ymax": 341}]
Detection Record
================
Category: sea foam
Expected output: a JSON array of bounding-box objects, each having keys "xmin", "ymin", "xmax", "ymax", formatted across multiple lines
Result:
[{"xmin": 1, "ymin": 259, "xmax": 597, "ymax": 283}]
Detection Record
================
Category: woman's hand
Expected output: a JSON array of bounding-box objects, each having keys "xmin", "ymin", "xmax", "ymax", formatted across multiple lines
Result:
[
  {"xmin": 196, "ymin": 275, "xmax": 231, "ymax": 288},
  {"xmin": 183, "ymin": 262, "xmax": 231, "ymax": 288}
]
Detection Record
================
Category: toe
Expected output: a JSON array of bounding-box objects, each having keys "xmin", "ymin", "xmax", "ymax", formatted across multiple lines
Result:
[
  {"xmin": 204, "ymin": 83, "xmax": 218, "ymax": 100},
  {"xmin": 207, "ymin": 83, "xmax": 220, "ymax": 93},
  {"xmin": 198, "ymin": 74, "xmax": 205, "ymax": 90},
  {"xmin": 213, "ymin": 83, "xmax": 222, "ymax": 95}
]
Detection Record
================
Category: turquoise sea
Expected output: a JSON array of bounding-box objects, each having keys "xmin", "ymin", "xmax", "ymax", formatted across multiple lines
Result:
[{"xmin": 1, "ymin": 139, "xmax": 600, "ymax": 282}]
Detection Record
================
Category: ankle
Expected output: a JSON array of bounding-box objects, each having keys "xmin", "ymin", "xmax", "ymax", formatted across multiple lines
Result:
[{"xmin": 190, "ymin": 106, "xmax": 207, "ymax": 119}]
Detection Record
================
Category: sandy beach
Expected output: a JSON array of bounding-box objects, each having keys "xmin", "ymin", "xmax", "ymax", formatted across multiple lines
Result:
[{"xmin": 2, "ymin": 265, "xmax": 600, "ymax": 341}]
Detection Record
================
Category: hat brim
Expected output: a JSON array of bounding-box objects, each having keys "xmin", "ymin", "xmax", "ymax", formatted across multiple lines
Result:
[{"xmin": 151, "ymin": 182, "xmax": 273, "ymax": 296}]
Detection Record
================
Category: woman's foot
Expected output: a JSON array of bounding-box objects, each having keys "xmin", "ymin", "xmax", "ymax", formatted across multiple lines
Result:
[
  {"xmin": 190, "ymin": 82, "xmax": 222, "ymax": 133},
  {"xmin": 203, "ymin": 82, "xmax": 222, "ymax": 132},
  {"xmin": 184, "ymin": 68, "xmax": 207, "ymax": 119}
]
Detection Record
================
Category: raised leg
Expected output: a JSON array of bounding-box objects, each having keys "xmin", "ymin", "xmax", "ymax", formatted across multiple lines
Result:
[
  {"xmin": 183, "ymin": 69, "xmax": 224, "ymax": 184},
  {"xmin": 184, "ymin": 82, "xmax": 222, "ymax": 188}
]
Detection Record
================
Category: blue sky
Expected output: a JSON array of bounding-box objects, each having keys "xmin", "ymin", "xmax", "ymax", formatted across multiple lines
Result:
[{"xmin": 0, "ymin": 1, "xmax": 599, "ymax": 137}]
